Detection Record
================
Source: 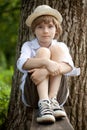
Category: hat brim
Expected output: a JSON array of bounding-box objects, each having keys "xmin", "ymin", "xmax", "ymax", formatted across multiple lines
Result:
[{"xmin": 26, "ymin": 9, "xmax": 62, "ymax": 27}]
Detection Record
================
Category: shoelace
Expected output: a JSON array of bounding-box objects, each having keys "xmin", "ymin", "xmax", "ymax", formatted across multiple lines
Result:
[
  {"xmin": 51, "ymin": 98, "xmax": 60, "ymax": 109},
  {"xmin": 39, "ymin": 100, "xmax": 53, "ymax": 115}
]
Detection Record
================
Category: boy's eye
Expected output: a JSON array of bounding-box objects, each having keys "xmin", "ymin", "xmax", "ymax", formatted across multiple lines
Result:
[
  {"xmin": 37, "ymin": 25, "xmax": 43, "ymax": 28},
  {"xmin": 48, "ymin": 25, "xmax": 54, "ymax": 28}
]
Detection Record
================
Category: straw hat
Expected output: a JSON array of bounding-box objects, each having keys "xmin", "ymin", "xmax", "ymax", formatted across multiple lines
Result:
[{"xmin": 26, "ymin": 5, "xmax": 63, "ymax": 27}]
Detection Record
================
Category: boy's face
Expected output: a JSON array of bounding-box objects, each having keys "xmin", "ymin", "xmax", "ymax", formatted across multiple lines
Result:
[{"xmin": 34, "ymin": 22, "xmax": 56, "ymax": 47}]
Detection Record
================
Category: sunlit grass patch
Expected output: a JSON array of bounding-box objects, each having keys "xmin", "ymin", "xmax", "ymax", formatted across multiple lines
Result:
[{"xmin": 0, "ymin": 67, "xmax": 13, "ymax": 125}]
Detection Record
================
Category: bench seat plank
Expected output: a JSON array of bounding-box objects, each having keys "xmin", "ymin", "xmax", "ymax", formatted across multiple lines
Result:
[{"xmin": 30, "ymin": 109, "xmax": 74, "ymax": 130}]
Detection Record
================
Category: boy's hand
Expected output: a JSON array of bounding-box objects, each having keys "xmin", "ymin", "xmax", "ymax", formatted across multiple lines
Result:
[
  {"xmin": 46, "ymin": 60, "xmax": 61, "ymax": 76},
  {"xmin": 29, "ymin": 68, "xmax": 49, "ymax": 85}
]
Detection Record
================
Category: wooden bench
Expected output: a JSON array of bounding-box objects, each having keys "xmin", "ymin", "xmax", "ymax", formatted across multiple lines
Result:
[
  {"xmin": 30, "ymin": 109, "xmax": 74, "ymax": 130},
  {"xmin": 24, "ymin": 74, "xmax": 74, "ymax": 130}
]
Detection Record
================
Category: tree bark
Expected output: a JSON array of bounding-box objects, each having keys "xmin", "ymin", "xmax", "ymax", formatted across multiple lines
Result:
[{"xmin": 5, "ymin": 0, "xmax": 87, "ymax": 130}]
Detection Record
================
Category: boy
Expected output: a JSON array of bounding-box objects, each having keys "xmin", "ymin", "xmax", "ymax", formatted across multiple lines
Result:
[{"xmin": 17, "ymin": 5, "xmax": 80, "ymax": 123}]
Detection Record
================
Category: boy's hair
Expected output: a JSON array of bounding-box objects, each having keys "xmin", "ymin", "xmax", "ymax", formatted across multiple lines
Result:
[{"xmin": 31, "ymin": 15, "xmax": 62, "ymax": 39}]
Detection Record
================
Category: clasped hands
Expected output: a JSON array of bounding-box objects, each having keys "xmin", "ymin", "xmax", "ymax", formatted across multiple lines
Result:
[{"xmin": 29, "ymin": 60, "xmax": 62, "ymax": 85}]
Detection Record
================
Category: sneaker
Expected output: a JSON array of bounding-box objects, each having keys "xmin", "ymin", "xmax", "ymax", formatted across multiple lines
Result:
[
  {"xmin": 37, "ymin": 99, "xmax": 55, "ymax": 123},
  {"xmin": 50, "ymin": 97, "xmax": 66, "ymax": 118}
]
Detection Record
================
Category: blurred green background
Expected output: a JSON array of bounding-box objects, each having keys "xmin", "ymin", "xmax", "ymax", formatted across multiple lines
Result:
[{"xmin": 0, "ymin": 0, "xmax": 20, "ymax": 125}]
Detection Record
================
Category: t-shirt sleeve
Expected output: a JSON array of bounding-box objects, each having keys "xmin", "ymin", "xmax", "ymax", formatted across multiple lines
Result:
[
  {"xmin": 58, "ymin": 42, "xmax": 80, "ymax": 76},
  {"xmin": 58, "ymin": 42, "xmax": 74, "ymax": 68},
  {"xmin": 17, "ymin": 42, "xmax": 31, "ymax": 73}
]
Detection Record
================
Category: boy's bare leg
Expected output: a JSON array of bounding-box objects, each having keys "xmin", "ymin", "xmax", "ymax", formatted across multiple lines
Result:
[
  {"xmin": 49, "ymin": 75, "xmax": 62, "ymax": 98},
  {"xmin": 33, "ymin": 48, "xmax": 56, "ymax": 123},
  {"xmin": 37, "ymin": 77, "xmax": 49, "ymax": 100},
  {"xmin": 49, "ymin": 45, "xmax": 63, "ymax": 98},
  {"xmin": 35, "ymin": 47, "xmax": 51, "ymax": 100}
]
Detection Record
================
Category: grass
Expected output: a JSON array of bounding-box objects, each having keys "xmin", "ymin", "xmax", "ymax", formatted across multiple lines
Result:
[{"xmin": 0, "ymin": 67, "xmax": 13, "ymax": 125}]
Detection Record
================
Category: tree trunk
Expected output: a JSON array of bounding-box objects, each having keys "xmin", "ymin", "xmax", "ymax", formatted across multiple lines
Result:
[{"xmin": 4, "ymin": 0, "xmax": 87, "ymax": 130}]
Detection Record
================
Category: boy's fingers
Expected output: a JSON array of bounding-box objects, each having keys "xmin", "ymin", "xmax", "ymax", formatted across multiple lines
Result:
[{"xmin": 28, "ymin": 69, "xmax": 35, "ymax": 73}]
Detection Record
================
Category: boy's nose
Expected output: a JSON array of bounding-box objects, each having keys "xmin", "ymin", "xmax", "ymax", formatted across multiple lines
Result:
[{"xmin": 43, "ymin": 27, "xmax": 49, "ymax": 32}]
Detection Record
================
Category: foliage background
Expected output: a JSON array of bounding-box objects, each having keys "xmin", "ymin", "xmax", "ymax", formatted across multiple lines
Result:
[{"xmin": 0, "ymin": 0, "xmax": 20, "ymax": 125}]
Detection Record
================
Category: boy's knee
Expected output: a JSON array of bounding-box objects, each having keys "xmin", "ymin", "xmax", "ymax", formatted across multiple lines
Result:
[
  {"xmin": 50, "ymin": 45, "xmax": 64, "ymax": 61},
  {"xmin": 36, "ymin": 47, "xmax": 51, "ymax": 58},
  {"xmin": 50, "ymin": 45, "xmax": 63, "ymax": 55},
  {"xmin": 50, "ymin": 45, "xmax": 60, "ymax": 51}
]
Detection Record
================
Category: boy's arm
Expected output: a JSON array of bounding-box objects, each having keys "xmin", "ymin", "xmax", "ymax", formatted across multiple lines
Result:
[
  {"xmin": 23, "ymin": 58, "xmax": 72, "ymax": 75},
  {"xmin": 29, "ymin": 62, "xmax": 72, "ymax": 85},
  {"xmin": 22, "ymin": 57, "xmax": 60, "ymax": 74},
  {"xmin": 22, "ymin": 58, "xmax": 47, "ymax": 70},
  {"xmin": 58, "ymin": 62, "xmax": 72, "ymax": 74}
]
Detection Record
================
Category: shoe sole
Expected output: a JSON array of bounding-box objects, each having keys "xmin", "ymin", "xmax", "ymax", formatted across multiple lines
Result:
[
  {"xmin": 37, "ymin": 115, "xmax": 55, "ymax": 123},
  {"xmin": 54, "ymin": 110, "xmax": 66, "ymax": 118}
]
